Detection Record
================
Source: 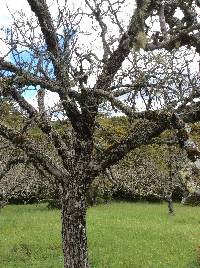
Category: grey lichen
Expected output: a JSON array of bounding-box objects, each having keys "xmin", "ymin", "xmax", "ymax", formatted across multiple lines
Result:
[{"xmin": 135, "ymin": 31, "xmax": 147, "ymax": 50}]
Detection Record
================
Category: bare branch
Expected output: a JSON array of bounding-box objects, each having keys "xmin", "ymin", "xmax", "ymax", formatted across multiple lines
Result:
[
  {"xmin": 0, "ymin": 84, "xmax": 71, "ymax": 166},
  {"xmin": 0, "ymin": 59, "xmax": 59, "ymax": 92},
  {"xmin": 0, "ymin": 156, "xmax": 28, "ymax": 181},
  {"xmin": 107, "ymin": 0, "xmax": 124, "ymax": 34},
  {"xmin": 172, "ymin": 113, "xmax": 200, "ymax": 162},
  {"xmin": 93, "ymin": 88, "xmax": 134, "ymax": 116},
  {"xmin": 146, "ymin": 24, "xmax": 200, "ymax": 51},
  {"xmin": 27, "ymin": 0, "xmax": 60, "ymax": 58},
  {"xmin": 85, "ymin": 0, "xmax": 111, "ymax": 61},
  {"xmin": 37, "ymin": 87, "xmax": 45, "ymax": 114},
  {"xmin": 91, "ymin": 117, "xmax": 170, "ymax": 172},
  {"xmin": 159, "ymin": 1, "xmax": 167, "ymax": 39},
  {"xmin": 0, "ymin": 123, "xmax": 68, "ymax": 179},
  {"xmin": 95, "ymin": 0, "xmax": 151, "ymax": 91}
]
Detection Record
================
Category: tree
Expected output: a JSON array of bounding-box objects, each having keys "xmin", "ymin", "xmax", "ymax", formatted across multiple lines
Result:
[{"xmin": 0, "ymin": 0, "xmax": 200, "ymax": 267}]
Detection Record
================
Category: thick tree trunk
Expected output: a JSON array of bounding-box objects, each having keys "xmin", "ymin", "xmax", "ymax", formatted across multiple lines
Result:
[{"xmin": 61, "ymin": 182, "xmax": 90, "ymax": 268}]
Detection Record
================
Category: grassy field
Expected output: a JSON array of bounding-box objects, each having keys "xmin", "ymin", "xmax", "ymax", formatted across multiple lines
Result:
[{"xmin": 0, "ymin": 202, "xmax": 199, "ymax": 268}]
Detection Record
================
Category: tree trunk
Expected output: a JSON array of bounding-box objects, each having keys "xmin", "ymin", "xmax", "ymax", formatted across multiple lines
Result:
[{"xmin": 61, "ymin": 181, "xmax": 90, "ymax": 268}]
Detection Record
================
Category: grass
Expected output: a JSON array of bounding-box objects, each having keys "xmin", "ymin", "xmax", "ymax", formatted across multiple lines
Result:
[{"xmin": 0, "ymin": 202, "xmax": 200, "ymax": 268}]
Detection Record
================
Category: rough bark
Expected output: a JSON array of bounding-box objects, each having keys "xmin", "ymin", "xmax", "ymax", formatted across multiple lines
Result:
[
  {"xmin": 61, "ymin": 179, "xmax": 90, "ymax": 268},
  {"xmin": 172, "ymin": 114, "xmax": 200, "ymax": 198}
]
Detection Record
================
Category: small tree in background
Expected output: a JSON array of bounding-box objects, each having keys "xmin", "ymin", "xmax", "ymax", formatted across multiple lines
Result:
[{"xmin": 1, "ymin": 0, "xmax": 200, "ymax": 267}]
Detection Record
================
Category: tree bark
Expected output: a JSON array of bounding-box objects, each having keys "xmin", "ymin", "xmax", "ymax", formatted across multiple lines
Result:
[{"xmin": 61, "ymin": 180, "xmax": 90, "ymax": 268}]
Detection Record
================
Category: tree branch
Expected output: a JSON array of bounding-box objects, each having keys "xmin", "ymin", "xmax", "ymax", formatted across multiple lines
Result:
[
  {"xmin": 1, "ymin": 83, "xmax": 72, "ymax": 164},
  {"xmin": 92, "ymin": 117, "xmax": 170, "ymax": 172},
  {"xmin": 90, "ymin": 103, "xmax": 200, "ymax": 175},
  {"xmin": 159, "ymin": 2, "xmax": 167, "ymax": 39},
  {"xmin": 93, "ymin": 88, "xmax": 134, "ymax": 116},
  {"xmin": 146, "ymin": 24, "xmax": 200, "ymax": 52},
  {"xmin": 171, "ymin": 113, "xmax": 200, "ymax": 162},
  {"xmin": 0, "ymin": 123, "xmax": 68, "ymax": 180},
  {"xmin": 85, "ymin": 0, "xmax": 111, "ymax": 61},
  {"xmin": 95, "ymin": 0, "xmax": 151, "ymax": 91},
  {"xmin": 27, "ymin": 0, "xmax": 60, "ymax": 59},
  {"xmin": 0, "ymin": 156, "xmax": 28, "ymax": 181},
  {"xmin": 37, "ymin": 87, "xmax": 45, "ymax": 114},
  {"xmin": 0, "ymin": 59, "xmax": 59, "ymax": 92}
]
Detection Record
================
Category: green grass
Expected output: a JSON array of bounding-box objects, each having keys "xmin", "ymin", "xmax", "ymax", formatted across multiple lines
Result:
[{"xmin": 0, "ymin": 202, "xmax": 200, "ymax": 268}]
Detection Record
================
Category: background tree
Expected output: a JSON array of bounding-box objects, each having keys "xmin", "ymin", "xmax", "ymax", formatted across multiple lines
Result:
[{"xmin": 1, "ymin": 0, "xmax": 200, "ymax": 267}]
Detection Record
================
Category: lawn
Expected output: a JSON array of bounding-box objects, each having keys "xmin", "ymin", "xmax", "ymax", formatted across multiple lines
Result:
[{"xmin": 0, "ymin": 202, "xmax": 199, "ymax": 268}]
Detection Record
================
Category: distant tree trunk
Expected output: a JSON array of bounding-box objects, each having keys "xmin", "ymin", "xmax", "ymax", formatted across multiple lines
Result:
[
  {"xmin": 166, "ymin": 194, "xmax": 174, "ymax": 215},
  {"xmin": 0, "ymin": 200, "xmax": 8, "ymax": 210},
  {"xmin": 61, "ymin": 178, "xmax": 90, "ymax": 268},
  {"xmin": 165, "ymin": 192, "xmax": 175, "ymax": 215}
]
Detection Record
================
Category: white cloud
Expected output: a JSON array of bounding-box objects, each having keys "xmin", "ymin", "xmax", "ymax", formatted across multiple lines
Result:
[
  {"xmin": 0, "ymin": 0, "xmax": 31, "ymax": 56},
  {"xmin": 0, "ymin": 0, "xmax": 30, "ymax": 16},
  {"xmin": 174, "ymin": 8, "xmax": 184, "ymax": 20},
  {"xmin": 44, "ymin": 91, "xmax": 60, "ymax": 109}
]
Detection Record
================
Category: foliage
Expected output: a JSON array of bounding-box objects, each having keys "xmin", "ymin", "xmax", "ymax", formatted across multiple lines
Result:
[{"xmin": 1, "ymin": 114, "xmax": 199, "ymax": 205}]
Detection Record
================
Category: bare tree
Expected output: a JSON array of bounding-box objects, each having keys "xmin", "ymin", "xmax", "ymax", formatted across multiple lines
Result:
[{"xmin": 1, "ymin": 0, "xmax": 200, "ymax": 267}]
